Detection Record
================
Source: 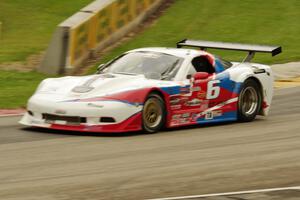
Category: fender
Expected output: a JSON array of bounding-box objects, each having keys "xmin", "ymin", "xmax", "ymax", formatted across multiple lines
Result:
[{"xmin": 229, "ymin": 64, "xmax": 274, "ymax": 116}]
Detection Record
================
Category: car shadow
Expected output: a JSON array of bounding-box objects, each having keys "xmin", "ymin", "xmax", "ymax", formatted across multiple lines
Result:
[
  {"xmin": 169, "ymin": 117, "xmax": 266, "ymax": 132},
  {"xmin": 21, "ymin": 127, "xmax": 143, "ymax": 137},
  {"xmin": 165, "ymin": 121, "xmax": 237, "ymax": 132},
  {"xmin": 21, "ymin": 116, "xmax": 266, "ymax": 137}
]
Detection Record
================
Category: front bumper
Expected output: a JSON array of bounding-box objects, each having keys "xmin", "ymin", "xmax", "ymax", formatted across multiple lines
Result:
[
  {"xmin": 19, "ymin": 98, "xmax": 143, "ymax": 133},
  {"xmin": 20, "ymin": 112, "xmax": 142, "ymax": 133}
]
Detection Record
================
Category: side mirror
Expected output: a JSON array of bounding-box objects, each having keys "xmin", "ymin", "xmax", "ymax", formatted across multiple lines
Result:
[
  {"xmin": 193, "ymin": 72, "xmax": 209, "ymax": 80},
  {"xmin": 97, "ymin": 64, "xmax": 106, "ymax": 72}
]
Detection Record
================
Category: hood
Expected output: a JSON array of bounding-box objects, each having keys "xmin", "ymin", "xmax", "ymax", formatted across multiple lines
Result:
[{"xmin": 36, "ymin": 73, "xmax": 153, "ymax": 101}]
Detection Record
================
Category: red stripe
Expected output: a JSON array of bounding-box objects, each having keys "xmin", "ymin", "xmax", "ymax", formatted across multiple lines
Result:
[{"xmin": 49, "ymin": 112, "xmax": 142, "ymax": 133}]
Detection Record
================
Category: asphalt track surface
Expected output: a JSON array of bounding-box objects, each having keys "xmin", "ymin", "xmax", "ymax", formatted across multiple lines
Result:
[{"xmin": 0, "ymin": 87, "xmax": 299, "ymax": 200}]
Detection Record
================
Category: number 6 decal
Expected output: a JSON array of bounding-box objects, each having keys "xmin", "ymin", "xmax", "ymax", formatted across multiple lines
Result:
[{"xmin": 207, "ymin": 80, "xmax": 220, "ymax": 99}]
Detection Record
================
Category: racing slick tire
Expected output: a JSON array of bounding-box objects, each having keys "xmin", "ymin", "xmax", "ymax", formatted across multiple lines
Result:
[
  {"xmin": 238, "ymin": 79, "xmax": 262, "ymax": 122},
  {"xmin": 142, "ymin": 93, "xmax": 166, "ymax": 133}
]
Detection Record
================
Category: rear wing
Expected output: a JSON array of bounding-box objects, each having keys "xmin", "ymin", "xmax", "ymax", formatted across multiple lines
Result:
[{"xmin": 177, "ymin": 39, "xmax": 282, "ymax": 62}]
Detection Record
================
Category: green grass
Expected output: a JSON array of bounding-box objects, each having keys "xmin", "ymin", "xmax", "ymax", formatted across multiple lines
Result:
[
  {"xmin": 0, "ymin": 70, "xmax": 49, "ymax": 108},
  {"xmin": 0, "ymin": 0, "xmax": 93, "ymax": 63},
  {"xmin": 2, "ymin": 0, "xmax": 300, "ymax": 108},
  {"xmin": 0, "ymin": 0, "xmax": 93, "ymax": 108},
  {"xmin": 90, "ymin": 0, "xmax": 300, "ymax": 72}
]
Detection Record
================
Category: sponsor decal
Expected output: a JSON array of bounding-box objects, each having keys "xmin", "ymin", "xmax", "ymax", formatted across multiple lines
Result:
[
  {"xmin": 180, "ymin": 96, "xmax": 189, "ymax": 103},
  {"xmin": 55, "ymin": 109, "xmax": 67, "ymax": 115},
  {"xmin": 170, "ymin": 120, "xmax": 179, "ymax": 126},
  {"xmin": 31, "ymin": 119, "xmax": 43, "ymax": 124},
  {"xmin": 172, "ymin": 114, "xmax": 181, "ymax": 120},
  {"xmin": 179, "ymin": 118, "xmax": 189, "ymax": 124},
  {"xmin": 198, "ymin": 91, "xmax": 207, "ymax": 98},
  {"xmin": 181, "ymin": 113, "xmax": 190, "ymax": 118},
  {"xmin": 171, "ymin": 105, "xmax": 182, "ymax": 110},
  {"xmin": 194, "ymin": 79, "xmax": 206, "ymax": 84},
  {"xmin": 201, "ymin": 100, "xmax": 209, "ymax": 110},
  {"xmin": 191, "ymin": 86, "xmax": 201, "ymax": 92},
  {"xmin": 185, "ymin": 98, "xmax": 202, "ymax": 106},
  {"xmin": 212, "ymin": 110, "xmax": 223, "ymax": 117},
  {"xmin": 87, "ymin": 103, "xmax": 104, "ymax": 108},
  {"xmin": 182, "ymin": 96, "xmax": 189, "ymax": 100},
  {"xmin": 171, "ymin": 113, "xmax": 193, "ymax": 125},
  {"xmin": 180, "ymin": 87, "xmax": 190, "ymax": 94},
  {"xmin": 204, "ymin": 110, "xmax": 223, "ymax": 120},
  {"xmin": 170, "ymin": 98, "xmax": 180, "ymax": 105},
  {"xmin": 171, "ymin": 119, "xmax": 189, "ymax": 126},
  {"xmin": 205, "ymin": 111, "xmax": 213, "ymax": 120}
]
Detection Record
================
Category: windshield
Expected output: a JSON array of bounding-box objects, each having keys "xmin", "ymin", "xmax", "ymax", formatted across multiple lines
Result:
[{"xmin": 98, "ymin": 51, "xmax": 183, "ymax": 80}]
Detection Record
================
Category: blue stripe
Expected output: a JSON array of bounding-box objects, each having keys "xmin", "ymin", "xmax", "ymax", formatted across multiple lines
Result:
[
  {"xmin": 215, "ymin": 59, "xmax": 225, "ymax": 73},
  {"xmin": 160, "ymin": 86, "xmax": 181, "ymax": 95},
  {"xmin": 197, "ymin": 111, "xmax": 237, "ymax": 124},
  {"xmin": 216, "ymin": 72, "xmax": 243, "ymax": 94},
  {"xmin": 160, "ymin": 85, "xmax": 190, "ymax": 95}
]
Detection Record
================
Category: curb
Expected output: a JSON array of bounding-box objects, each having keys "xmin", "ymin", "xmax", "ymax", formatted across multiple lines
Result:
[{"xmin": 0, "ymin": 109, "xmax": 25, "ymax": 118}]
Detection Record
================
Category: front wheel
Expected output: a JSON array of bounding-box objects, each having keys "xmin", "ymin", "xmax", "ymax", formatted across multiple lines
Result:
[
  {"xmin": 238, "ymin": 79, "xmax": 262, "ymax": 122},
  {"xmin": 142, "ymin": 94, "xmax": 166, "ymax": 133}
]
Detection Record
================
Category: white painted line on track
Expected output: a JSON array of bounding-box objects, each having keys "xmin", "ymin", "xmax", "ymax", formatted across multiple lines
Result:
[{"xmin": 147, "ymin": 186, "xmax": 300, "ymax": 200}]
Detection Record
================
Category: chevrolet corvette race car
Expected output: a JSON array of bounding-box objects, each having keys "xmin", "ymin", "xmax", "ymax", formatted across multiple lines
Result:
[{"xmin": 20, "ymin": 40, "xmax": 281, "ymax": 133}]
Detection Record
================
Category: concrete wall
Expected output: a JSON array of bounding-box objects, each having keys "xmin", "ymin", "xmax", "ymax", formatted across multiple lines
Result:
[{"xmin": 39, "ymin": 0, "xmax": 165, "ymax": 75}]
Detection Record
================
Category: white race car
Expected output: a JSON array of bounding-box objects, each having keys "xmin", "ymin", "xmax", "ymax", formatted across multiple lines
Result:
[{"xmin": 20, "ymin": 40, "xmax": 281, "ymax": 133}]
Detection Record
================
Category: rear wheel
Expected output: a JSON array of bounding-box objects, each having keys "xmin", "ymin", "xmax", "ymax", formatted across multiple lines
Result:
[
  {"xmin": 238, "ymin": 79, "xmax": 262, "ymax": 122},
  {"xmin": 142, "ymin": 94, "xmax": 166, "ymax": 133}
]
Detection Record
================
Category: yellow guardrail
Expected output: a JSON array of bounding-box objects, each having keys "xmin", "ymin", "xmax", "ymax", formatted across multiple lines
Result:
[
  {"xmin": 39, "ymin": 0, "xmax": 164, "ymax": 75},
  {"xmin": 68, "ymin": 0, "xmax": 161, "ymax": 67}
]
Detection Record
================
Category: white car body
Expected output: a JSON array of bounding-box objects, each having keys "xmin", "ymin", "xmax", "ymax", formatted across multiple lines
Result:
[{"xmin": 20, "ymin": 40, "xmax": 280, "ymax": 133}]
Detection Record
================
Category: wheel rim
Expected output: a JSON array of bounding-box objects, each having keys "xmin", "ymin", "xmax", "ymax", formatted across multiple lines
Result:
[
  {"xmin": 240, "ymin": 87, "xmax": 258, "ymax": 116},
  {"xmin": 143, "ymin": 98, "xmax": 162, "ymax": 128}
]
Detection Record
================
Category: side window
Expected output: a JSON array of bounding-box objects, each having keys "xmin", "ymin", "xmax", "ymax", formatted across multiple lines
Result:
[
  {"xmin": 191, "ymin": 56, "xmax": 215, "ymax": 74},
  {"xmin": 215, "ymin": 56, "xmax": 233, "ymax": 69}
]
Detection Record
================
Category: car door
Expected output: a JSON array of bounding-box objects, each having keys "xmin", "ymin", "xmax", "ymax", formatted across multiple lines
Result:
[
  {"xmin": 169, "ymin": 55, "xmax": 233, "ymax": 126},
  {"xmin": 190, "ymin": 63, "xmax": 238, "ymax": 122},
  {"xmin": 168, "ymin": 62, "xmax": 214, "ymax": 126}
]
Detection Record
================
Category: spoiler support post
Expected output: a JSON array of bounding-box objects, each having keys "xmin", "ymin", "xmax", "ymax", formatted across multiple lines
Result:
[{"xmin": 243, "ymin": 51, "xmax": 255, "ymax": 62}]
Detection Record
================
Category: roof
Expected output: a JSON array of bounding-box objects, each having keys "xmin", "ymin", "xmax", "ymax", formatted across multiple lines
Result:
[{"xmin": 127, "ymin": 47, "xmax": 209, "ymax": 58}]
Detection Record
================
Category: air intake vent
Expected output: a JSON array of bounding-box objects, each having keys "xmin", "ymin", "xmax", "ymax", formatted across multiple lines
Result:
[
  {"xmin": 42, "ymin": 114, "xmax": 86, "ymax": 124},
  {"xmin": 100, "ymin": 117, "xmax": 116, "ymax": 123}
]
